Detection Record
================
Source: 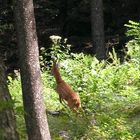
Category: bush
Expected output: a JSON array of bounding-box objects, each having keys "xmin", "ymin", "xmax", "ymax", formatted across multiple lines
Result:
[
  {"xmin": 9, "ymin": 26, "xmax": 140, "ymax": 139},
  {"xmin": 41, "ymin": 49, "xmax": 140, "ymax": 139},
  {"xmin": 125, "ymin": 20, "xmax": 140, "ymax": 59}
]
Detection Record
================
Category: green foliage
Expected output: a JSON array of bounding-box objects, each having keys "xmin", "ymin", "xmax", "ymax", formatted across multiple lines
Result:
[
  {"xmin": 8, "ymin": 77, "xmax": 27, "ymax": 140},
  {"xmin": 49, "ymin": 35, "xmax": 71, "ymax": 61},
  {"xmin": 125, "ymin": 20, "xmax": 140, "ymax": 43},
  {"xmin": 8, "ymin": 33, "xmax": 140, "ymax": 139},
  {"xmin": 125, "ymin": 20, "xmax": 140, "ymax": 60},
  {"xmin": 40, "ymin": 35, "xmax": 71, "ymax": 70}
]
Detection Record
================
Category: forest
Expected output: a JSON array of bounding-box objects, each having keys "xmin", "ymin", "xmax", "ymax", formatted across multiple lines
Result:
[{"xmin": 0, "ymin": 0, "xmax": 140, "ymax": 140}]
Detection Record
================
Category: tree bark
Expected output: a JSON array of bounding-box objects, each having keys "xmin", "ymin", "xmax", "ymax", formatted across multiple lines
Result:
[
  {"xmin": 14, "ymin": 0, "xmax": 51, "ymax": 139},
  {"xmin": 91, "ymin": 0, "xmax": 106, "ymax": 60},
  {"xmin": 0, "ymin": 57, "xmax": 19, "ymax": 140}
]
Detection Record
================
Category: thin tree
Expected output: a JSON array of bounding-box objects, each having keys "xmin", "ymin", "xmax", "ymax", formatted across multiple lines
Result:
[
  {"xmin": 0, "ymin": 57, "xmax": 19, "ymax": 140},
  {"xmin": 14, "ymin": 0, "xmax": 51, "ymax": 139},
  {"xmin": 91, "ymin": 0, "xmax": 106, "ymax": 60}
]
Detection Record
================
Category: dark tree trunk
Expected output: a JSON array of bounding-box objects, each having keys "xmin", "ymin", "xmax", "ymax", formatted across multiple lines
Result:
[
  {"xmin": 91, "ymin": 0, "xmax": 106, "ymax": 60},
  {"xmin": 14, "ymin": 0, "xmax": 51, "ymax": 140},
  {"xmin": 0, "ymin": 57, "xmax": 19, "ymax": 140}
]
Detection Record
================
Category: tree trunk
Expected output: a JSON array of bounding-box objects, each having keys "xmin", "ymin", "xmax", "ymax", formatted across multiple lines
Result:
[
  {"xmin": 0, "ymin": 57, "xmax": 19, "ymax": 140},
  {"xmin": 14, "ymin": 0, "xmax": 51, "ymax": 140},
  {"xmin": 91, "ymin": 0, "xmax": 106, "ymax": 60}
]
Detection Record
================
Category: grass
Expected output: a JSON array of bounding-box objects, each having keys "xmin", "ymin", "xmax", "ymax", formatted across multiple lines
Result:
[{"xmin": 8, "ymin": 44, "xmax": 140, "ymax": 140}]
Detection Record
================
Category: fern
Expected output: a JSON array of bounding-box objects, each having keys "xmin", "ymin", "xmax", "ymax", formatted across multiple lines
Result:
[{"xmin": 125, "ymin": 20, "xmax": 140, "ymax": 43}]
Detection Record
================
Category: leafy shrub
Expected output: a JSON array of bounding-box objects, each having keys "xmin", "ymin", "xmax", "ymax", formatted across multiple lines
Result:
[
  {"xmin": 9, "ymin": 30, "xmax": 140, "ymax": 139},
  {"xmin": 125, "ymin": 20, "xmax": 140, "ymax": 59},
  {"xmin": 8, "ymin": 77, "xmax": 27, "ymax": 140},
  {"xmin": 125, "ymin": 20, "xmax": 140, "ymax": 43},
  {"xmin": 40, "ymin": 35, "xmax": 71, "ymax": 70},
  {"xmin": 41, "ymin": 47, "xmax": 140, "ymax": 139}
]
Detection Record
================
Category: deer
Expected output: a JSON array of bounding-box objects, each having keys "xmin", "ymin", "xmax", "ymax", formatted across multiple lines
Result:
[{"xmin": 51, "ymin": 61, "xmax": 81, "ymax": 111}]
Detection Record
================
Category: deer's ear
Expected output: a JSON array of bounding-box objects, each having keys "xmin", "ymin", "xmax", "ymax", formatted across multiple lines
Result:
[
  {"xmin": 51, "ymin": 66, "xmax": 54, "ymax": 75},
  {"xmin": 53, "ymin": 59, "xmax": 59, "ymax": 68},
  {"xmin": 55, "ymin": 63, "xmax": 59, "ymax": 68},
  {"xmin": 51, "ymin": 61, "xmax": 59, "ymax": 74}
]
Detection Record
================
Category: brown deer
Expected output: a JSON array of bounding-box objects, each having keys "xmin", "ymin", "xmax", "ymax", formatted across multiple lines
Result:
[{"xmin": 51, "ymin": 61, "xmax": 81, "ymax": 111}]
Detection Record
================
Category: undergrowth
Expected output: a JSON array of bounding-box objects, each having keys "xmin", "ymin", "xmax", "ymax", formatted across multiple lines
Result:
[
  {"xmin": 9, "ymin": 47, "xmax": 140, "ymax": 139},
  {"xmin": 8, "ymin": 21, "xmax": 140, "ymax": 139}
]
